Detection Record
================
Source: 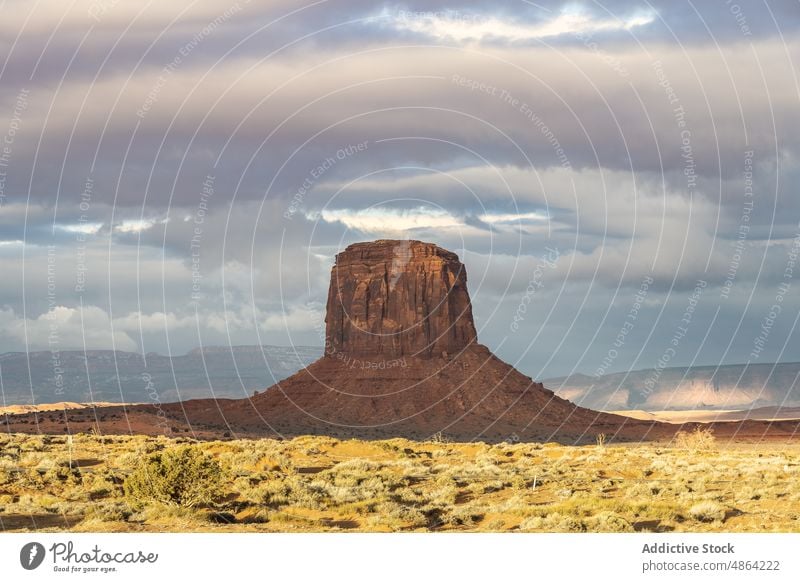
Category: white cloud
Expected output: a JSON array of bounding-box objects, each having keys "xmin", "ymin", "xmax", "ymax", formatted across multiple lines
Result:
[
  {"xmin": 317, "ymin": 207, "xmax": 466, "ymax": 234},
  {"xmin": 0, "ymin": 306, "xmax": 138, "ymax": 352},
  {"xmin": 58, "ymin": 223, "xmax": 103, "ymax": 235},
  {"xmin": 0, "ymin": 302, "xmax": 322, "ymax": 353},
  {"xmin": 114, "ymin": 310, "xmax": 196, "ymax": 334},
  {"xmin": 391, "ymin": 8, "xmax": 655, "ymax": 43},
  {"xmin": 316, "ymin": 206, "xmax": 552, "ymax": 237},
  {"xmin": 478, "ymin": 211, "xmax": 549, "ymax": 224},
  {"xmin": 114, "ymin": 218, "xmax": 168, "ymax": 234},
  {"xmin": 256, "ymin": 304, "xmax": 323, "ymax": 333}
]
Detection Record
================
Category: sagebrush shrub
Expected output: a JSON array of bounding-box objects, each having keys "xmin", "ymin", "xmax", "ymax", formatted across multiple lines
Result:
[
  {"xmin": 674, "ymin": 427, "xmax": 717, "ymax": 452},
  {"xmin": 123, "ymin": 445, "xmax": 224, "ymax": 507},
  {"xmin": 688, "ymin": 500, "xmax": 726, "ymax": 522}
]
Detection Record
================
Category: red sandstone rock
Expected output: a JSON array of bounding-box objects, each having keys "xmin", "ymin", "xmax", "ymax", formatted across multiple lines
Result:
[
  {"xmin": 325, "ymin": 240, "xmax": 477, "ymax": 358},
  {"xmin": 208, "ymin": 240, "xmax": 645, "ymax": 441},
  {"xmin": 5, "ymin": 239, "xmax": 800, "ymax": 442}
]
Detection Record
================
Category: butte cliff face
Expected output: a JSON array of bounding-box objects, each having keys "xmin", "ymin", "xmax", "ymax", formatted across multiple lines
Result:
[
  {"xmin": 8, "ymin": 239, "xmax": 799, "ymax": 442},
  {"xmin": 8, "ymin": 240, "xmax": 664, "ymax": 442},
  {"xmin": 180, "ymin": 239, "xmax": 657, "ymax": 442},
  {"xmin": 324, "ymin": 240, "xmax": 477, "ymax": 358}
]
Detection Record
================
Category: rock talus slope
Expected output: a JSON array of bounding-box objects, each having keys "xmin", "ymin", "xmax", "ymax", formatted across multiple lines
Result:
[
  {"xmin": 179, "ymin": 240, "xmax": 654, "ymax": 442},
  {"xmin": 9, "ymin": 240, "xmax": 798, "ymax": 442}
]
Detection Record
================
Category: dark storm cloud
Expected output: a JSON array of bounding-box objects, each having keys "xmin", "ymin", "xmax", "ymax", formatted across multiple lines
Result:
[{"xmin": 3, "ymin": 40, "xmax": 796, "ymax": 217}]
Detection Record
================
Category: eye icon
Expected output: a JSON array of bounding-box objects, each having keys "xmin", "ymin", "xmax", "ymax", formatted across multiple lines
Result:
[{"xmin": 20, "ymin": 542, "xmax": 46, "ymax": 570}]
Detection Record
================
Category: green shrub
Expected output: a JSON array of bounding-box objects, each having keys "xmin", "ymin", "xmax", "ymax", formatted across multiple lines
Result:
[{"xmin": 123, "ymin": 445, "xmax": 225, "ymax": 508}]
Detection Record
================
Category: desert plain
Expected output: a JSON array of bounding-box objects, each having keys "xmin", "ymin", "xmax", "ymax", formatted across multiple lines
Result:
[{"xmin": 1, "ymin": 429, "xmax": 798, "ymax": 533}]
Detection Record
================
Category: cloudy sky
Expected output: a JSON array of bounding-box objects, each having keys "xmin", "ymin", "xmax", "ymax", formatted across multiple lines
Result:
[{"xmin": 0, "ymin": 0, "xmax": 799, "ymax": 379}]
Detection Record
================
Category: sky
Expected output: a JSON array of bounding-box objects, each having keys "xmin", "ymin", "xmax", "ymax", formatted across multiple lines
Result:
[{"xmin": 0, "ymin": 0, "xmax": 798, "ymax": 380}]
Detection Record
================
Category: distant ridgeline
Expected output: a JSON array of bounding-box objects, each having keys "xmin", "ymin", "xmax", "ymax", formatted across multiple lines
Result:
[
  {"xmin": 549, "ymin": 362, "xmax": 800, "ymax": 411},
  {"xmin": 5, "ymin": 344, "xmax": 800, "ymax": 413},
  {"xmin": 0, "ymin": 346, "xmax": 321, "ymax": 405}
]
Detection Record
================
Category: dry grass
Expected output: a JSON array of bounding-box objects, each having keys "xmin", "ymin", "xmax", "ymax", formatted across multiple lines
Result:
[
  {"xmin": 0, "ymin": 433, "xmax": 799, "ymax": 532},
  {"xmin": 673, "ymin": 427, "xmax": 718, "ymax": 452}
]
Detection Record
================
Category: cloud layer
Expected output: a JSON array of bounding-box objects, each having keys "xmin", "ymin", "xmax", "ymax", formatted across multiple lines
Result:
[{"xmin": 0, "ymin": 0, "xmax": 799, "ymax": 380}]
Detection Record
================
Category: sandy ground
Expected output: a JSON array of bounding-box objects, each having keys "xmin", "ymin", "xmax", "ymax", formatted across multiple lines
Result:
[
  {"xmin": 5, "ymin": 401, "xmax": 800, "ymax": 443},
  {"xmin": 2, "ymin": 433, "xmax": 799, "ymax": 533},
  {"xmin": 0, "ymin": 402, "xmax": 135, "ymax": 416},
  {"xmin": 613, "ymin": 409, "xmax": 800, "ymax": 424}
]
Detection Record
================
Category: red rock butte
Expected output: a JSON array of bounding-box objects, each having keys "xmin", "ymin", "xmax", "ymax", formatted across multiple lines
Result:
[
  {"xmin": 7, "ymin": 239, "xmax": 800, "ymax": 443},
  {"xmin": 170, "ymin": 239, "xmax": 666, "ymax": 442},
  {"xmin": 325, "ymin": 240, "xmax": 477, "ymax": 359}
]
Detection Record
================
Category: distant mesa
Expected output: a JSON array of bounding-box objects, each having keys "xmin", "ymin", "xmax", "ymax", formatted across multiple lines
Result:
[
  {"xmin": 0, "ymin": 346, "xmax": 322, "ymax": 405},
  {"xmin": 550, "ymin": 364, "xmax": 800, "ymax": 411}
]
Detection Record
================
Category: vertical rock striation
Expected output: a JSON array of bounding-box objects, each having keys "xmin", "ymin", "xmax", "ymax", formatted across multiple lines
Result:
[
  {"xmin": 325, "ymin": 240, "xmax": 477, "ymax": 358},
  {"xmin": 158, "ymin": 239, "xmax": 658, "ymax": 442}
]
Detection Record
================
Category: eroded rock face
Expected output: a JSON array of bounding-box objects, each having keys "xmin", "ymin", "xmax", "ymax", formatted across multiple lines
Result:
[
  {"xmin": 324, "ymin": 240, "xmax": 477, "ymax": 358},
  {"xmin": 19, "ymin": 238, "xmax": 675, "ymax": 442}
]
